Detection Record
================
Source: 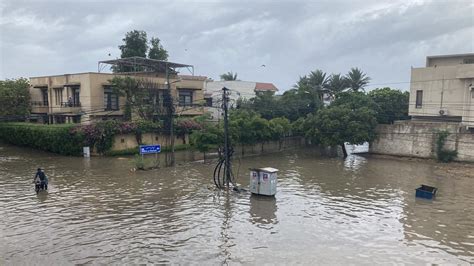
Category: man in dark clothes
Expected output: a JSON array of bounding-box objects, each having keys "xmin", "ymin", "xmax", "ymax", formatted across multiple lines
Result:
[{"xmin": 34, "ymin": 168, "xmax": 48, "ymax": 190}]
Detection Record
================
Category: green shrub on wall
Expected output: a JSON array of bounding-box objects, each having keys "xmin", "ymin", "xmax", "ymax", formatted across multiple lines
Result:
[
  {"xmin": 436, "ymin": 130, "xmax": 458, "ymax": 163},
  {"xmin": 0, "ymin": 123, "xmax": 85, "ymax": 155}
]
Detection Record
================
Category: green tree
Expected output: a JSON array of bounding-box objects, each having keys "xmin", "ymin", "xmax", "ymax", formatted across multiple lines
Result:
[
  {"xmin": 243, "ymin": 91, "xmax": 278, "ymax": 120},
  {"xmin": 368, "ymin": 87, "xmax": 409, "ymax": 124},
  {"xmin": 295, "ymin": 69, "xmax": 328, "ymax": 111},
  {"xmin": 148, "ymin": 37, "xmax": 168, "ymax": 61},
  {"xmin": 220, "ymin": 72, "xmax": 238, "ymax": 81},
  {"xmin": 327, "ymin": 73, "xmax": 348, "ymax": 98},
  {"xmin": 190, "ymin": 123, "xmax": 223, "ymax": 154},
  {"xmin": 345, "ymin": 67, "xmax": 370, "ymax": 92},
  {"xmin": 114, "ymin": 30, "xmax": 170, "ymax": 72},
  {"xmin": 109, "ymin": 76, "xmax": 162, "ymax": 121},
  {"xmin": 304, "ymin": 106, "xmax": 377, "ymax": 157},
  {"xmin": 119, "ymin": 30, "xmax": 148, "ymax": 58},
  {"xmin": 0, "ymin": 78, "xmax": 30, "ymax": 121},
  {"xmin": 109, "ymin": 76, "xmax": 138, "ymax": 121},
  {"xmin": 331, "ymin": 91, "xmax": 378, "ymax": 111},
  {"xmin": 278, "ymin": 89, "xmax": 313, "ymax": 121},
  {"xmin": 269, "ymin": 117, "xmax": 291, "ymax": 149}
]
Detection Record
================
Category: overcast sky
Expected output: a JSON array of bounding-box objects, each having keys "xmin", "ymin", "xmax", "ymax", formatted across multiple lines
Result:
[{"xmin": 0, "ymin": 0, "xmax": 473, "ymax": 92}]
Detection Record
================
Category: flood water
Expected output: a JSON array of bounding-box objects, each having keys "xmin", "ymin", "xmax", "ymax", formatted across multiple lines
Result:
[{"xmin": 1, "ymin": 144, "xmax": 474, "ymax": 265}]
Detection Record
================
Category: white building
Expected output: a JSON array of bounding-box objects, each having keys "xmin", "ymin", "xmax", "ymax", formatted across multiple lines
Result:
[{"xmin": 204, "ymin": 80, "xmax": 278, "ymax": 121}]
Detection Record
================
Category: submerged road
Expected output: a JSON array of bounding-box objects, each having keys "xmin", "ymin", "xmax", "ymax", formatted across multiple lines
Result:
[{"xmin": 1, "ymin": 144, "xmax": 473, "ymax": 264}]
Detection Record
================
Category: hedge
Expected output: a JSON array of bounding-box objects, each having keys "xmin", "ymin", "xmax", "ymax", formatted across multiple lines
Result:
[{"xmin": 0, "ymin": 122, "xmax": 85, "ymax": 155}]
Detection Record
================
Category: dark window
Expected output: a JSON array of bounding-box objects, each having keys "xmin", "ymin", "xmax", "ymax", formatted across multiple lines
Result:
[
  {"xmin": 72, "ymin": 86, "xmax": 80, "ymax": 106},
  {"xmin": 179, "ymin": 90, "xmax": 193, "ymax": 106},
  {"xmin": 41, "ymin": 89, "xmax": 49, "ymax": 106},
  {"xmin": 205, "ymin": 97, "xmax": 213, "ymax": 107},
  {"xmin": 54, "ymin": 88, "xmax": 63, "ymax": 105},
  {"xmin": 54, "ymin": 115, "xmax": 66, "ymax": 124},
  {"xmin": 463, "ymin": 58, "xmax": 474, "ymax": 64},
  {"xmin": 72, "ymin": 115, "xmax": 81, "ymax": 124},
  {"xmin": 415, "ymin": 90, "xmax": 423, "ymax": 108},
  {"xmin": 104, "ymin": 87, "xmax": 119, "ymax": 110}
]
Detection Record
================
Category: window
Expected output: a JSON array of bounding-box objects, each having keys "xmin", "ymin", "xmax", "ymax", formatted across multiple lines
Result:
[
  {"xmin": 104, "ymin": 87, "xmax": 119, "ymax": 110},
  {"xmin": 54, "ymin": 115, "xmax": 66, "ymax": 124},
  {"xmin": 178, "ymin": 90, "xmax": 193, "ymax": 106},
  {"xmin": 463, "ymin": 58, "xmax": 474, "ymax": 64},
  {"xmin": 415, "ymin": 90, "xmax": 423, "ymax": 108},
  {"xmin": 72, "ymin": 115, "xmax": 81, "ymax": 124},
  {"xmin": 54, "ymin": 87, "xmax": 63, "ymax": 105},
  {"xmin": 72, "ymin": 86, "xmax": 80, "ymax": 106},
  {"xmin": 205, "ymin": 97, "xmax": 213, "ymax": 107},
  {"xmin": 41, "ymin": 89, "xmax": 48, "ymax": 106}
]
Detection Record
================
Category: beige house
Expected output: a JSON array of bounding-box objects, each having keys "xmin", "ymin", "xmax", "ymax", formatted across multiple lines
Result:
[
  {"xmin": 409, "ymin": 53, "xmax": 474, "ymax": 128},
  {"xmin": 29, "ymin": 58, "xmax": 206, "ymax": 124}
]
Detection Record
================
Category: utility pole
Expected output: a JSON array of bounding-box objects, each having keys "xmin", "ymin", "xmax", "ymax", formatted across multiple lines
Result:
[
  {"xmin": 165, "ymin": 64, "xmax": 175, "ymax": 166},
  {"xmin": 222, "ymin": 87, "xmax": 231, "ymax": 188}
]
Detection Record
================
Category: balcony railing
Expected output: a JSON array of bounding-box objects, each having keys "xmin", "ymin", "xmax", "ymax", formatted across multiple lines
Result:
[
  {"xmin": 31, "ymin": 101, "xmax": 49, "ymax": 106},
  {"xmin": 61, "ymin": 102, "xmax": 81, "ymax": 107}
]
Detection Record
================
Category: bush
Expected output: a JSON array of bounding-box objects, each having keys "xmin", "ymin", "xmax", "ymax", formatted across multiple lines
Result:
[
  {"xmin": 0, "ymin": 123, "xmax": 85, "ymax": 155},
  {"xmin": 436, "ymin": 131, "xmax": 458, "ymax": 163}
]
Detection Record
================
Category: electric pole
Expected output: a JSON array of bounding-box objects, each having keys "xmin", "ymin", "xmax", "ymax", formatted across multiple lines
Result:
[
  {"xmin": 222, "ymin": 87, "xmax": 231, "ymax": 188},
  {"xmin": 165, "ymin": 65, "xmax": 175, "ymax": 167}
]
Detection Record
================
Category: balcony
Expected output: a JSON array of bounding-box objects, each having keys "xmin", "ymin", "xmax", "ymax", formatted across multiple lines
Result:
[
  {"xmin": 51, "ymin": 102, "xmax": 82, "ymax": 114},
  {"xmin": 31, "ymin": 101, "xmax": 49, "ymax": 113},
  {"xmin": 176, "ymin": 103, "xmax": 204, "ymax": 116}
]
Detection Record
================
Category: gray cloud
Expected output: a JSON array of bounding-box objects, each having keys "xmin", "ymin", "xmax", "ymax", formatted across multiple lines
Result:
[{"xmin": 1, "ymin": 0, "xmax": 473, "ymax": 91}]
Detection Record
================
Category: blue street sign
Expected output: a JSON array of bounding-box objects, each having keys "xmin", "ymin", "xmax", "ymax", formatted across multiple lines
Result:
[{"xmin": 139, "ymin": 144, "xmax": 161, "ymax": 155}]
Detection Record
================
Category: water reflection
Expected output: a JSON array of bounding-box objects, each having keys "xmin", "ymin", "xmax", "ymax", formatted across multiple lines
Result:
[
  {"xmin": 1, "ymin": 144, "xmax": 473, "ymax": 264},
  {"xmin": 36, "ymin": 191, "xmax": 48, "ymax": 202},
  {"xmin": 343, "ymin": 154, "xmax": 368, "ymax": 171},
  {"xmin": 249, "ymin": 195, "xmax": 278, "ymax": 227}
]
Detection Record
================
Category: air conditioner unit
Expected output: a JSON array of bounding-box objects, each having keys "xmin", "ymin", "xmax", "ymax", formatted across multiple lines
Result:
[{"xmin": 439, "ymin": 108, "xmax": 448, "ymax": 116}]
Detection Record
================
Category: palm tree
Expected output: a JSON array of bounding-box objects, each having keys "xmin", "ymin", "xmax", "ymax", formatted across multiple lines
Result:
[
  {"xmin": 307, "ymin": 69, "xmax": 329, "ymax": 90},
  {"xmin": 327, "ymin": 73, "xmax": 348, "ymax": 97},
  {"xmin": 294, "ymin": 69, "xmax": 329, "ymax": 110},
  {"xmin": 220, "ymin": 71, "xmax": 238, "ymax": 81},
  {"xmin": 345, "ymin": 67, "xmax": 370, "ymax": 92}
]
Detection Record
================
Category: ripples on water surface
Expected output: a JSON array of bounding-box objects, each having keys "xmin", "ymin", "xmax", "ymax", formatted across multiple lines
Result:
[{"xmin": 1, "ymin": 144, "xmax": 473, "ymax": 264}]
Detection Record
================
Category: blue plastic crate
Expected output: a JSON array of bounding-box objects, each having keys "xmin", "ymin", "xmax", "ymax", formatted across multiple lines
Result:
[{"xmin": 416, "ymin": 185, "xmax": 437, "ymax": 199}]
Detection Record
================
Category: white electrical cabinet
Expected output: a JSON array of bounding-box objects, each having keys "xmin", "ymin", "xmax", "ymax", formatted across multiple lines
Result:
[{"xmin": 249, "ymin": 167, "xmax": 278, "ymax": 196}]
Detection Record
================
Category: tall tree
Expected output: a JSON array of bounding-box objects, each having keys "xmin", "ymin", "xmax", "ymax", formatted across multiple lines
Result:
[
  {"xmin": 303, "ymin": 105, "xmax": 377, "ymax": 158},
  {"xmin": 345, "ymin": 67, "xmax": 370, "ymax": 92},
  {"xmin": 368, "ymin": 87, "xmax": 409, "ymax": 124},
  {"xmin": 0, "ymin": 78, "xmax": 30, "ymax": 121},
  {"xmin": 327, "ymin": 73, "xmax": 348, "ymax": 97},
  {"xmin": 220, "ymin": 72, "xmax": 238, "ymax": 81},
  {"xmin": 331, "ymin": 91, "xmax": 378, "ymax": 111},
  {"xmin": 119, "ymin": 30, "xmax": 148, "ymax": 58},
  {"xmin": 294, "ymin": 69, "xmax": 328, "ymax": 111},
  {"xmin": 108, "ymin": 76, "xmax": 163, "ymax": 121},
  {"xmin": 109, "ymin": 76, "xmax": 138, "ymax": 121},
  {"xmin": 148, "ymin": 37, "xmax": 168, "ymax": 61},
  {"xmin": 278, "ymin": 89, "xmax": 313, "ymax": 121},
  {"xmin": 307, "ymin": 70, "xmax": 329, "ymax": 92}
]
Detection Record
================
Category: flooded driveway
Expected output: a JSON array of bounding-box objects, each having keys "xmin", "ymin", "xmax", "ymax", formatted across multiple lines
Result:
[{"xmin": 1, "ymin": 144, "xmax": 473, "ymax": 264}]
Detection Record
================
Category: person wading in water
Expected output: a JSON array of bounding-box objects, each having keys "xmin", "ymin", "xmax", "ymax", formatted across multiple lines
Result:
[{"xmin": 33, "ymin": 168, "xmax": 48, "ymax": 191}]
